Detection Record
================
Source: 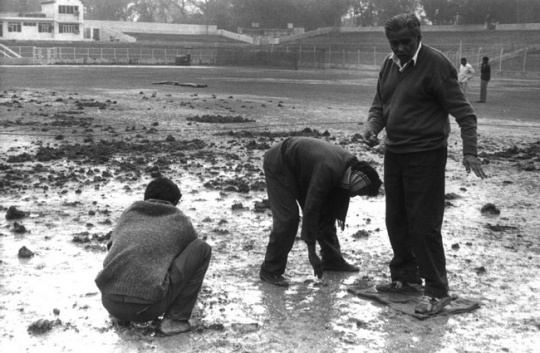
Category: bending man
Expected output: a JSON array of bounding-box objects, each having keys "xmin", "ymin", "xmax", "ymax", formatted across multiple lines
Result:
[{"xmin": 260, "ymin": 136, "xmax": 382, "ymax": 287}]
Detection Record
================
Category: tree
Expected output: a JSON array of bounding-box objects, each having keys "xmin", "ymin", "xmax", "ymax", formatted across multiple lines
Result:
[
  {"xmin": 82, "ymin": 0, "xmax": 132, "ymax": 21},
  {"xmin": 420, "ymin": 0, "xmax": 540, "ymax": 25},
  {"xmin": 371, "ymin": 0, "xmax": 418, "ymax": 24}
]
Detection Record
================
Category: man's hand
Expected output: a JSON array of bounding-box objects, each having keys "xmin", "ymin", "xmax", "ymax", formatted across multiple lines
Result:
[
  {"xmin": 362, "ymin": 130, "xmax": 379, "ymax": 147},
  {"xmin": 307, "ymin": 243, "xmax": 323, "ymax": 279},
  {"xmin": 463, "ymin": 154, "xmax": 487, "ymax": 179}
]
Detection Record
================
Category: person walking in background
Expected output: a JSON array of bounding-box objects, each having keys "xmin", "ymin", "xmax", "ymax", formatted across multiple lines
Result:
[
  {"xmin": 260, "ymin": 137, "xmax": 382, "ymax": 287},
  {"xmin": 458, "ymin": 57, "xmax": 475, "ymax": 94},
  {"xmin": 363, "ymin": 13, "xmax": 486, "ymax": 315},
  {"xmin": 95, "ymin": 177, "xmax": 212, "ymax": 335},
  {"xmin": 477, "ymin": 56, "xmax": 491, "ymax": 103}
]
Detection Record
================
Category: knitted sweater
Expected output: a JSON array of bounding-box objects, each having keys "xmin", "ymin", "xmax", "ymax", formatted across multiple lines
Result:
[
  {"xmin": 280, "ymin": 137, "xmax": 356, "ymax": 244},
  {"xmin": 367, "ymin": 44, "xmax": 478, "ymax": 156},
  {"xmin": 95, "ymin": 200, "xmax": 197, "ymax": 301}
]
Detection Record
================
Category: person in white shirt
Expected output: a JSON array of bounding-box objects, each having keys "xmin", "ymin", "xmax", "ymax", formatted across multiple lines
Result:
[{"xmin": 458, "ymin": 57, "xmax": 475, "ymax": 94}]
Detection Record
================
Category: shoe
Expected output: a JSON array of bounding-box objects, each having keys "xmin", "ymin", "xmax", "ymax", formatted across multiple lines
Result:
[
  {"xmin": 375, "ymin": 280, "xmax": 423, "ymax": 293},
  {"xmin": 414, "ymin": 295, "xmax": 452, "ymax": 315},
  {"xmin": 260, "ymin": 269, "xmax": 289, "ymax": 287},
  {"xmin": 322, "ymin": 258, "xmax": 359, "ymax": 272},
  {"xmin": 110, "ymin": 316, "xmax": 130, "ymax": 327},
  {"xmin": 159, "ymin": 318, "xmax": 191, "ymax": 335}
]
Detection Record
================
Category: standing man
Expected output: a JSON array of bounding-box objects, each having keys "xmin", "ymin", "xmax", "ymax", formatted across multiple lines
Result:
[
  {"xmin": 477, "ymin": 56, "xmax": 491, "ymax": 103},
  {"xmin": 458, "ymin": 57, "xmax": 475, "ymax": 94},
  {"xmin": 260, "ymin": 137, "xmax": 382, "ymax": 287},
  {"xmin": 95, "ymin": 177, "xmax": 212, "ymax": 335},
  {"xmin": 363, "ymin": 13, "xmax": 486, "ymax": 315}
]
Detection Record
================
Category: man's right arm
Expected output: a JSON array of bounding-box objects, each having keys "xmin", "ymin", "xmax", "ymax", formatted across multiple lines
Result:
[{"xmin": 363, "ymin": 84, "xmax": 385, "ymax": 146}]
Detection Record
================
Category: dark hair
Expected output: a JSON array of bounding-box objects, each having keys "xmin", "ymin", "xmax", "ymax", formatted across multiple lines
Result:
[
  {"xmin": 144, "ymin": 177, "xmax": 182, "ymax": 205},
  {"xmin": 482, "ymin": 56, "xmax": 489, "ymax": 61},
  {"xmin": 350, "ymin": 160, "xmax": 382, "ymax": 197},
  {"xmin": 384, "ymin": 13, "xmax": 422, "ymax": 41}
]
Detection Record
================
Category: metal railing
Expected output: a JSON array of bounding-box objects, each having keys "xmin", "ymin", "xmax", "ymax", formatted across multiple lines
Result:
[{"xmin": 6, "ymin": 44, "xmax": 540, "ymax": 72}]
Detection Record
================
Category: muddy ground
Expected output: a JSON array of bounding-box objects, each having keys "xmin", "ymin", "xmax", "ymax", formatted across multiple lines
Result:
[{"xmin": 0, "ymin": 66, "xmax": 539, "ymax": 353}]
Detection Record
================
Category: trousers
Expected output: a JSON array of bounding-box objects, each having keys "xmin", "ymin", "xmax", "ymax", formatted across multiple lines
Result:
[
  {"xmin": 479, "ymin": 79, "xmax": 489, "ymax": 102},
  {"xmin": 261, "ymin": 143, "xmax": 343, "ymax": 275},
  {"xmin": 102, "ymin": 239, "xmax": 212, "ymax": 322},
  {"xmin": 384, "ymin": 148, "xmax": 449, "ymax": 298}
]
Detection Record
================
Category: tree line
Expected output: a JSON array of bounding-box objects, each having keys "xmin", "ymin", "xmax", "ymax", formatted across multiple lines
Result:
[{"xmin": 2, "ymin": 0, "xmax": 539, "ymax": 32}]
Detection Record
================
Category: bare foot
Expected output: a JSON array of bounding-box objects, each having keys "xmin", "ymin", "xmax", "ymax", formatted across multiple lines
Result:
[{"xmin": 159, "ymin": 318, "xmax": 191, "ymax": 335}]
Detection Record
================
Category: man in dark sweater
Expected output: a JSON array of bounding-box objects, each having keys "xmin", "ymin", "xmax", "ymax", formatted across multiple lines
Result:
[
  {"xmin": 477, "ymin": 56, "xmax": 491, "ymax": 103},
  {"xmin": 260, "ymin": 137, "xmax": 382, "ymax": 287},
  {"xmin": 95, "ymin": 177, "xmax": 212, "ymax": 335},
  {"xmin": 363, "ymin": 13, "xmax": 486, "ymax": 315}
]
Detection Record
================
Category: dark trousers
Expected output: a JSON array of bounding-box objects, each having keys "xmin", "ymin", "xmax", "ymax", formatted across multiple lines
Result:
[
  {"xmin": 480, "ymin": 79, "xmax": 489, "ymax": 102},
  {"xmin": 261, "ymin": 144, "xmax": 343, "ymax": 275},
  {"xmin": 384, "ymin": 148, "xmax": 449, "ymax": 298},
  {"xmin": 102, "ymin": 239, "xmax": 212, "ymax": 322}
]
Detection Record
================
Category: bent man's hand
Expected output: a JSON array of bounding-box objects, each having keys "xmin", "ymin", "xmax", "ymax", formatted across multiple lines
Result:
[
  {"xmin": 308, "ymin": 252, "xmax": 323, "ymax": 279},
  {"xmin": 362, "ymin": 130, "xmax": 379, "ymax": 147},
  {"xmin": 463, "ymin": 154, "xmax": 487, "ymax": 179}
]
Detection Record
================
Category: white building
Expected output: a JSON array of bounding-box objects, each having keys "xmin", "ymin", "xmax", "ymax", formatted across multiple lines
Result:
[
  {"xmin": 0, "ymin": 0, "xmax": 251, "ymax": 45},
  {"xmin": 0, "ymin": 0, "xmax": 83, "ymax": 41}
]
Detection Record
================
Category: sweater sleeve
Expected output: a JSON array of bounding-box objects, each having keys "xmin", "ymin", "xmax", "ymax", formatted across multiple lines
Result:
[
  {"xmin": 437, "ymin": 65, "xmax": 479, "ymax": 156},
  {"xmin": 366, "ymin": 61, "xmax": 389, "ymax": 134},
  {"xmin": 300, "ymin": 165, "xmax": 333, "ymax": 244}
]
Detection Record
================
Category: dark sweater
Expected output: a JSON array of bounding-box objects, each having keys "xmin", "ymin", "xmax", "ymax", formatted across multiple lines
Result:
[
  {"xmin": 280, "ymin": 137, "xmax": 356, "ymax": 243},
  {"xmin": 480, "ymin": 62, "xmax": 491, "ymax": 81},
  {"xmin": 95, "ymin": 200, "xmax": 197, "ymax": 301},
  {"xmin": 367, "ymin": 44, "xmax": 478, "ymax": 156}
]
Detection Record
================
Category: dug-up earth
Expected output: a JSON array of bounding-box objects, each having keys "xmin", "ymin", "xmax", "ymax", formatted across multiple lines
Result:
[{"xmin": 0, "ymin": 78, "xmax": 539, "ymax": 353}]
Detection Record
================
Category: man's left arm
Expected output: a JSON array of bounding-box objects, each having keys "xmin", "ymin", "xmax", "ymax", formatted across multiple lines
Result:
[{"xmin": 439, "ymin": 73, "xmax": 487, "ymax": 179}]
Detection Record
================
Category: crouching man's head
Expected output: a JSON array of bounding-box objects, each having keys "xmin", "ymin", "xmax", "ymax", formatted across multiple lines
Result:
[
  {"xmin": 349, "ymin": 161, "xmax": 382, "ymax": 197},
  {"xmin": 144, "ymin": 177, "xmax": 182, "ymax": 206}
]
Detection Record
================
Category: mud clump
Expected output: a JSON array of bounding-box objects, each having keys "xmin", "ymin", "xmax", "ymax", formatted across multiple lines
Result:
[
  {"xmin": 481, "ymin": 203, "xmax": 501, "ymax": 215},
  {"xmin": 12, "ymin": 222, "xmax": 27, "ymax": 234},
  {"xmin": 187, "ymin": 114, "xmax": 255, "ymax": 123},
  {"xmin": 18, "ymin": 246, "xmax": 34, "ymax": 258},
  {"xmin": 5, "ymin": 206, "xmax": 26, "ymax": 220},
  {"xmin": 352, "ymin": 229, "xmax": 370, "ymax": 238},
  {"xmin": 253, "ymin": 199, "xmax": 270, "ymax": 213},
  {"xmin": 27, "ymin": 318, "xmax": 62, "ymax": 335}
]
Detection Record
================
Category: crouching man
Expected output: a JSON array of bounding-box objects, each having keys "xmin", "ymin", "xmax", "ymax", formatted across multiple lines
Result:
[{"xmin": 95, "ymin": 177, "xmax": 212, "ymax": 335}]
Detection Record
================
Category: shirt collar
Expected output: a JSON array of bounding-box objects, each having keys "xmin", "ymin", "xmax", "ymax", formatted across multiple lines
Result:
[{"xmin": 391, "ymin": 42, "xmax": 422, "ymax": 72}]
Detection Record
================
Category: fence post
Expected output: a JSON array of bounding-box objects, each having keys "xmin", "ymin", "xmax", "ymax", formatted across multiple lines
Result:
[
  {"xmin": 499, "ymin": 48, "xmax": 503, "ymax": 71},
  {"xmin": 74, "ymin": 47, "xmax": 76, "ymax": 59},
  {"xmin": 114, "ymin": 48, "xmax": 116, "ymax": 60},
  {"xmin": 373, "ymin": 47, "xmax": 376, "ymax": 66},
  {"xmin": 87, "ymin": 47, "xmax": 89, "ymax": 60},
  {"xmin": 100, "ymin": 48, "xmax": 103, "ymax": 61},
  {"xmin": 523, "ymin": 48, "xmax": 529, "ymax": 72},
  {"xmin": 152, "ymin": 49, "xmax": 154, "ymax": 59},
  {"xmin": 477, "ymin": 47, "xmax": 482, "ymax": 68}
]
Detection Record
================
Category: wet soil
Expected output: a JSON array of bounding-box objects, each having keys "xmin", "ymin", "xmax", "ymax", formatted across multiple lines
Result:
[{"xmin": 0, "ymin": 67, "xmax": 539, "ymax": 353}]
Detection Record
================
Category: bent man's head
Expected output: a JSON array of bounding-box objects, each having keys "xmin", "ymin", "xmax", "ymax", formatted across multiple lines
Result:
[
  {"xmin": 144, "ymin": 177, "xmax": 182, "ymax": 206},
  {"xmin": 349, "ymin": 161, "xmax": 382, "ymax": 197}
]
